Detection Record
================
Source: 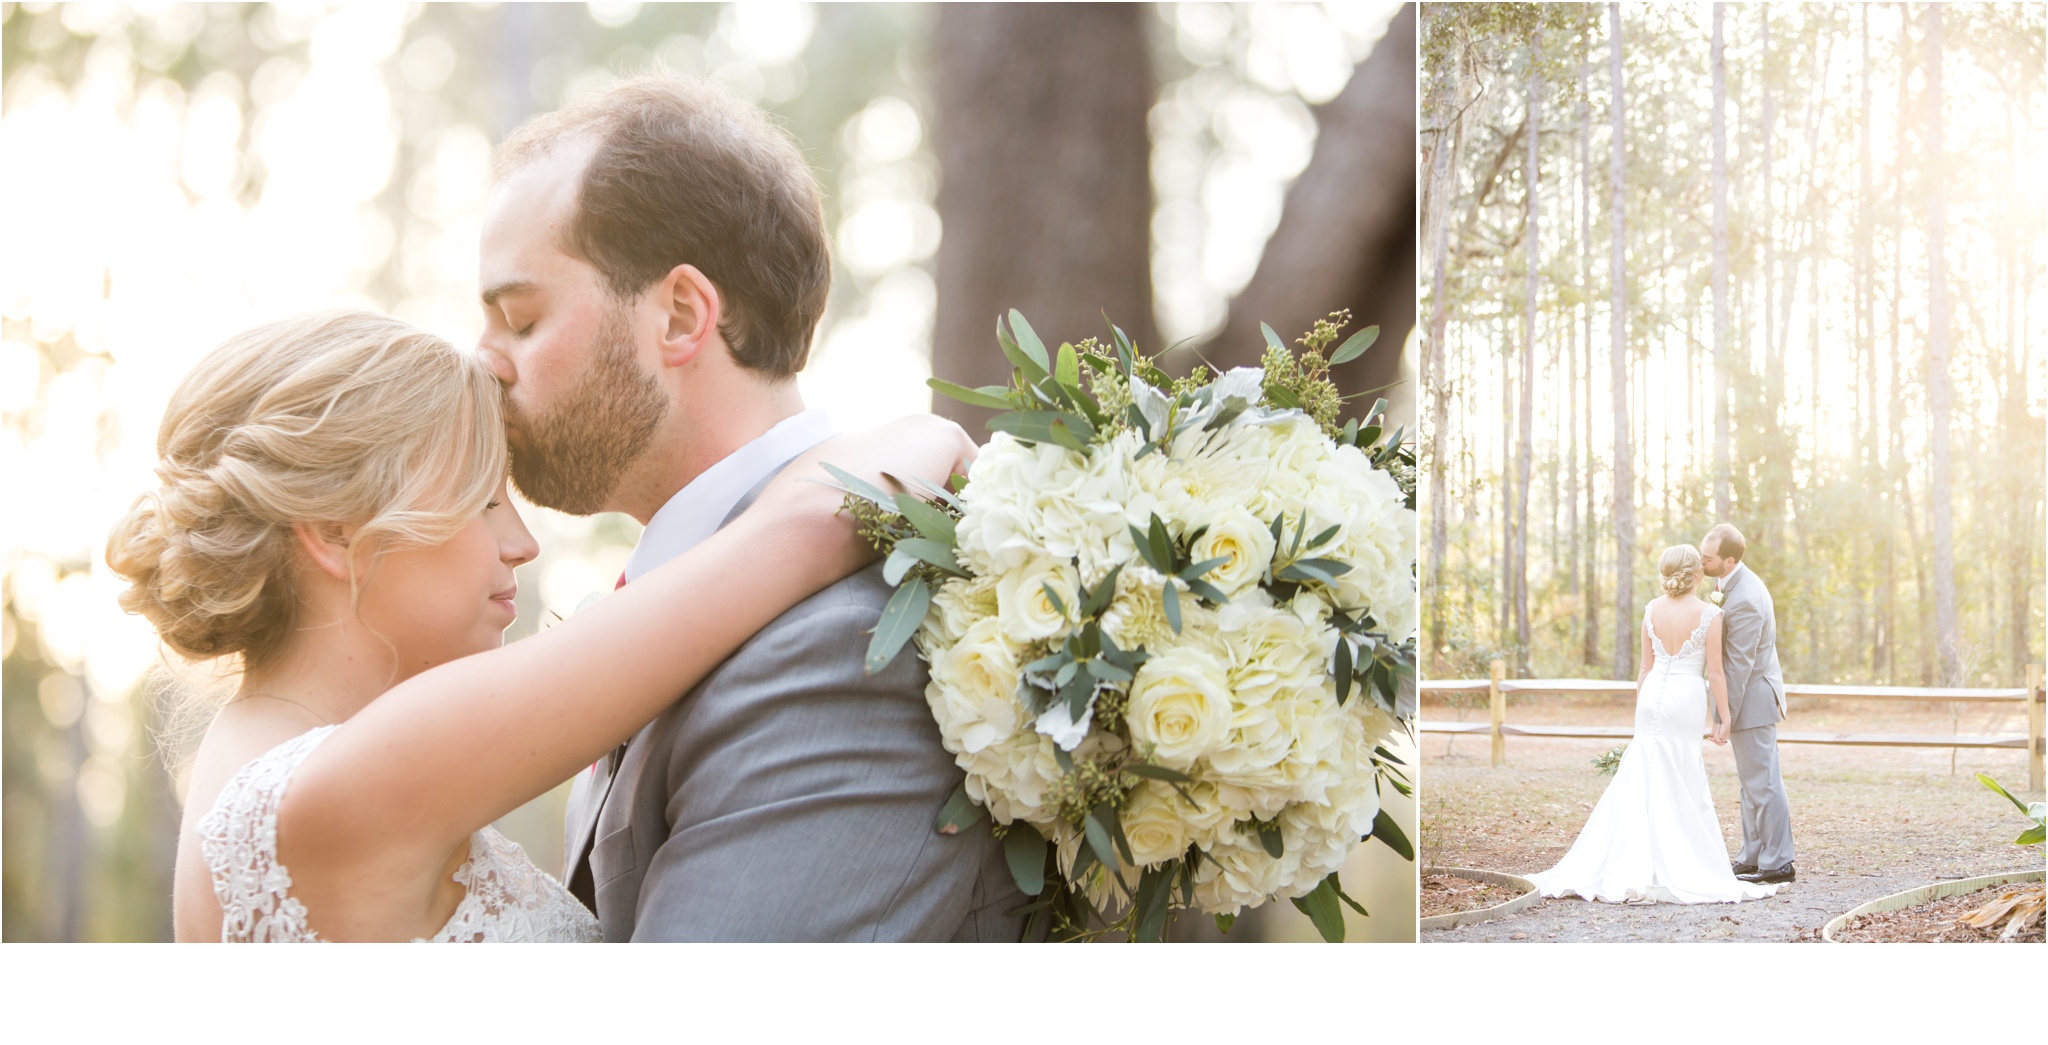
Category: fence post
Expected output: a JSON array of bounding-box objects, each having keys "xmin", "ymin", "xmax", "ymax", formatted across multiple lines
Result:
[
  {"xmin": 1489, "ymin": 659, "xmax": 1506, "ymax": 768},
  {"xmin": 2028, "ymin": 663, "xmax": 2043, "ymax": 794}
]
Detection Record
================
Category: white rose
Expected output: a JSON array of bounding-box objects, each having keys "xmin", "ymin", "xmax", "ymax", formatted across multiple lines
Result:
[
  {"xmin": 995, "ymin": 556, "xmax": 1078, "ymax": 642},
  {"xmin": 1186, "ymin": 505, "xmax": 1278, "ymax": 598},
  {"xmin": 1127, "ymin": 644, "xmax": 1233, "ymax": 770},
  {"xmin": 1119, "ymin": 780, "xmax": 1193, "ymax": 867},
  {"xmin": 925, "ymin": 618, "xmax": 1024, "ymax": 755}
]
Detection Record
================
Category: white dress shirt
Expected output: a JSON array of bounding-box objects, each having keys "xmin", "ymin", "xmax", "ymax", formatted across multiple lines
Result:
[
  {"xmin": 621, "ymin": 409, "xmax": 835, "ymax": 583},
  {"xmin": 1719, "ymin": 560, "xmax": 1747, "ymax": 595}
]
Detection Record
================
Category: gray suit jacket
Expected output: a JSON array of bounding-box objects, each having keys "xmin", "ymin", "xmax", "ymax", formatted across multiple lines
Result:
[
  {"xmin": 562, "ymin": 472, "xmax": 1024, "ymax": 941},
  {"xmin": 1718, "ymin": 565, "xmax": 1786, "ymax": 731}
]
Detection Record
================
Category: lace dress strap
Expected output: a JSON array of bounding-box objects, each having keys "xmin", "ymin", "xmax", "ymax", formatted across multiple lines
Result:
[
  {"xmin": 1686, "ymin": 602, "xmax": 1722, "ymax": 652},
  {"xmin": 197, "ymin": 725, "xmax": 340, "ymax": 943}
]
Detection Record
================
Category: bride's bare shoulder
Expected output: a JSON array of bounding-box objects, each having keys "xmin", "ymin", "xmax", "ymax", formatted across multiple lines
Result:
[{"xmin": 182, "ymin": 703, "xmax": 325, "ymax": 818}]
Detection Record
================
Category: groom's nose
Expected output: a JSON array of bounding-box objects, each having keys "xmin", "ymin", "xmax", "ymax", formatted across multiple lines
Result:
[{"xmin": 476, "ymin": 342, "xmax": 517, "ymax": 386}]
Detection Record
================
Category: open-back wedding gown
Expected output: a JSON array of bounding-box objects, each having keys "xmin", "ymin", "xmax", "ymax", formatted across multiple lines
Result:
[
  {"xmin": 1526, "ymin": 600, "xmax": 1778, "ymax": 904},
  {"xmin": 199, "ymin": 726, "xmax": 602, "ymax": 941}
]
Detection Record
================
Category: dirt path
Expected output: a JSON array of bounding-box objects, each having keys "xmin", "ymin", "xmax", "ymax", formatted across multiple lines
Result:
[{"xmin": 1420, "ymin": 697, "xmax": 2042, "ymax": 943}]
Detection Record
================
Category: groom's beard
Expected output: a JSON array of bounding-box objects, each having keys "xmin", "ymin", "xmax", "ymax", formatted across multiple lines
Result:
[{"xmin": 504, "ymin": 303, "xmax": 668, "ymax": 516}]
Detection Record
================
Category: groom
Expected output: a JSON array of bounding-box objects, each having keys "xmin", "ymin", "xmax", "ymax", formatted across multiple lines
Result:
[
  {"xmin": 473, "ymin": 76, "xmax": 1022, "ymax": 940},
  {"xmin": 1699, "ymin": 523, "xmax": 1795, "ymax": 885}
]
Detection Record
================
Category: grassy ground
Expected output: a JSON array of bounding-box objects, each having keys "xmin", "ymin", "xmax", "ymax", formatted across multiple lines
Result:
[{"xmin": 1420, "ymin": 695, "xmax": 2043, "ymax": 942}]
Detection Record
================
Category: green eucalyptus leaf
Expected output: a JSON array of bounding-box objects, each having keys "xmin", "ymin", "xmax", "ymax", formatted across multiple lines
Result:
[
  {"xmin": 935, "ymin": 781, "xmax": 981, "ymax": 835},
  {"xmin": 817, "ymin": 461, "xmax": 895, "ymax": 508},
  {"xmin": 927, "ymin": 377, "xmax": 1015, "ymax": 411},
  {"xmin": 1085, "ymin": 658, "xmax": 1132, "ymax": 683},
  {"xmin": 1122, "ymin": 762, "xmax": 1191, "ymax": 784},
  {"xmin": 1214, "ymin": 912, "xmax": 1236, "ymax": 934},
  {"xmin": 1329, "ymin": 324, "xmax": 1380, "ymax": 366},
  {"xmin": 1291, "ymin": 876, "xmax": 1346, "ymax": 943},
  {"xmin": 1184, "ymin": 579, "xmax": 1229, "ymax": 605},
  {"xmin": 892, "ymin": 493, "xmax": 957, "ymax": 545},
  {"xmin": 1371, "ymin": 808, "xmax": 1415, "ymax": 861},
  {"xmin": 1180, "ymin": 556, "xmax": 1231, "ymax": 581},
  {"xmin": 1256, "ymin": 819, "xmax": 1284, "ymax": 859},
  {"xmin": 1008, "ymin": 309, "xmax": 1050, "ymax": 370},
  {"xmin": 987, "ymin": 409, "xmax": 1092, "ymax": 452},
  {"xmin": 1265, "ymin": 384, "xmax": 1301, "ymax": 409},
  {"xmin": 1260, "ymin": 322, "xmax": 1286, "ymax": 352},
  {"xmin": 1162, "ymin": 581, "xmax": 1182, "ymax": 634},
  {"xmin": 866, "ymin": 580, "xmax": 931, "ymax": 674},
  {"xmin": 1334, "ymin": 637, "xmax": 1353, "ymax": 706},
  {"xmin": 1041, "ymin": 582, "xmax": 1069, "ymax": 618},
  {"xmin": 893, "ymin": 537, "xmax": 967, "ymax": 578},
  {"xmin": 1004, "ymin": 828, "xmax": 1048, "ymax": 896},
  {"xmin": 1082, "ymin": 563, "xmax": 1125, "ymax": 618},
  {"xmin": 1083, "ymin": 808, "xmax": 1121, "ymax": 872}
]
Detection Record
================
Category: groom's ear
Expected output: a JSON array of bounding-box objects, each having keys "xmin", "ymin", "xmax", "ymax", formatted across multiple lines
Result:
[{"xmin": 654, "ymin": 264, "xmax": 724, "ymax": 369}]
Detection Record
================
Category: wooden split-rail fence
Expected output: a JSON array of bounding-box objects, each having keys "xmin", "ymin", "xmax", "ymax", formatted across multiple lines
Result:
[{"xmin": 1421, "ymin": 662, "xmax": 2047, "ymax": 792}]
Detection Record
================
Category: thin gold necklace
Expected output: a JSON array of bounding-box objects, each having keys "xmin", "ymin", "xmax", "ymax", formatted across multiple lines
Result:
[{"xmin": 233, "ymin": 692, "xmax": 334, "ymax": 726}]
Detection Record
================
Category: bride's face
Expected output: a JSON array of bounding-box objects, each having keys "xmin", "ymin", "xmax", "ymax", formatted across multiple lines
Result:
[{"xmin": 354, "ymin": 481, "xmax": 539, "ymax": 676}]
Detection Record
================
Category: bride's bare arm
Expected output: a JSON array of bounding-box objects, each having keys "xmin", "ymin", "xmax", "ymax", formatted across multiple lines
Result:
[
  {"xmin": 1704, "ymin": 613, "xmax": 1731, "ymax": 743},
  {"xmin": 1635, "ymin": 614, "xmax": 1655, "ymax": 688},
  {"xmin": 280, "ymin": 415, "xmax": 973, "ymax": 892}
]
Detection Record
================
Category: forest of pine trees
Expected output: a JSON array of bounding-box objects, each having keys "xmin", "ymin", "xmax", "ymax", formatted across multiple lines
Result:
[{"xmin": 1419, "ymin": 3, "xmax": 2045, "ymax": 687}]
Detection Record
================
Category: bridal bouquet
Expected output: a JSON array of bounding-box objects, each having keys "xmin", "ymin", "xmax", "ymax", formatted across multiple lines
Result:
[{"xmin": 830, "ymin": 310, "xmax": 1416, "ymax": 942}]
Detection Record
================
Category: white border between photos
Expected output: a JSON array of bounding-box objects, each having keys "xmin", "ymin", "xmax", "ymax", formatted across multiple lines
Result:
[{"xmin": 0, "ymin": 942, "xmax": 2039, "ymax": 1041}]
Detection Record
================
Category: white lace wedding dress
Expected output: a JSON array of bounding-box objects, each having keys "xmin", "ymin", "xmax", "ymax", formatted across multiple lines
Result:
[
  {"xmin": 1526, "ymin": 601, "xmax": 1778, "ymax": 904},
  {"xmin": 198, "ymin": 726, "xmax": 602, "ymax": 942}
]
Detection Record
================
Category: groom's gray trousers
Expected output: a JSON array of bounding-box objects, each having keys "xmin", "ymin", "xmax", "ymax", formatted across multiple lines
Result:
[
  {"xmin": 1729, "ymin": 724, "xmax": 1793, "ymax": 870},
  {"xmin": 1719, "ymin": 566, "xmax": 1794, "ymax": 871}
]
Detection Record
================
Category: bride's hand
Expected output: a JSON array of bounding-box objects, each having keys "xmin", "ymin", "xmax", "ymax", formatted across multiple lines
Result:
[
  {"xmin": 750, "ymin": 414, "xmax": 978, "ymax": 539},
  {"xmin": 794, "ymin": 413, "xmax": 977, "ymax": 498},
  {"xmin": 1708, "ymin": 720, "xmax": 1730, "ymax": 745}
]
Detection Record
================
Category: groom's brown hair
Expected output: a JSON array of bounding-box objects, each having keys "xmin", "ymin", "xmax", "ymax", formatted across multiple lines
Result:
[
  {"xmin": 1704, "ymin": 523, "xmax": 1746, "ymax": 562},
  {"xmin": 494, "ymin": 76, "xmax": 830, "ymax": 377}
]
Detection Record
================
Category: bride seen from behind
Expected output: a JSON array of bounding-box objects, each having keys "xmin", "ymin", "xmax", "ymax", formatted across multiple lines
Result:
[
  {"xmin": 1524, "ymin": 544, "xmax": 1778, "ymax": 905},
  {"xmin": 110, "ymin": 310, "xmax": 972, "ymax": 941}
]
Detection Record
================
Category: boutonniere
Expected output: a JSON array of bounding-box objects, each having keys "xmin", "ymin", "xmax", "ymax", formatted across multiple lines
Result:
[{"xmin": 1708, "ymin": 590, "xmax": 1725, "ymax": 606}]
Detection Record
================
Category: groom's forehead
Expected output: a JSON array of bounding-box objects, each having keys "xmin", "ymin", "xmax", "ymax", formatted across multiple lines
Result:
[{"xmin": 480, "ymin": 166, "xmax": 594, "ymax": 296}]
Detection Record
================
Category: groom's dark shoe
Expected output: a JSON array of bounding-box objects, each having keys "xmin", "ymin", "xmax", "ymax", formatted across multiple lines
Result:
[
  {"xmin": 1738, "ymin": 863, "xmax": 1794, "ymax": 884},
  {"xmin": 1731, "ymin": 862, "xmax": 1758, "ymax": 877}
]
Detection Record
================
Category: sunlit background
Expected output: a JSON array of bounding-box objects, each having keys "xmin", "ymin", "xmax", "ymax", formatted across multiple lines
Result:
[
  {"xmin": 1420, "ymin": 3, "xmax": 2045, "ymax": 686},
  {"xmin": 1, "ymin": 1, "xmax": 1412, "ymax": 942}
]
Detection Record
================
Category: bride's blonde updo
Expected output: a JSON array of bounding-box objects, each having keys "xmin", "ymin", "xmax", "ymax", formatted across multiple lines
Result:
[
  {"xmin": 106, "ymin": 310, "xmax": 506, "ymax": 668},
  {"xmin": 1659, "ymin": 544, "xmax": 1704, "ymax": 599}
]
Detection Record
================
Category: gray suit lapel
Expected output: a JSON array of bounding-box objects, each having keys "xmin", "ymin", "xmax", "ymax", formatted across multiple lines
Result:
[{"xmin": 566, "ymin": 447, "xmax": 812, "ymax": 888}]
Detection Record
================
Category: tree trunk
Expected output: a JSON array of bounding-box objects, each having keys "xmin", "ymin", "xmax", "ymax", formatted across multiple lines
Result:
[
  {"xmin": 1514, "ymin": 47, "xmax": 1540, "ymax": 674},
  {"xmin": 1204, "ymin": 4, "xmax": 1418, "ymax": 414},
  {"xmin": 1608, "ymin": 2, "xmax": 1635, "ymax": 681},
  {"xmin": 929, "ymin": 4, "xmax": 1155, "ymax": 435},
  {"xmin": 1425, "ymin": 14, "xmax": 1462, "ymax": 659},
  {"xmin": 1710, "ymin": 2, "xmax": 1732, "ymax": 520},
  {"xmin": 1921, "ymin": 5, "xmax": 1959, "ymax": 686}
]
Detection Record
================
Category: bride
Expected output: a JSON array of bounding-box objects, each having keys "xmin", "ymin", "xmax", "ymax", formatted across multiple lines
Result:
[
  {"xmin": 109, "ymin": 310, "xmax": 971, "ymax": 941},
  {"xmin": 1526, "ymin": 544, "xmax": 1778, "ymax": 905}
]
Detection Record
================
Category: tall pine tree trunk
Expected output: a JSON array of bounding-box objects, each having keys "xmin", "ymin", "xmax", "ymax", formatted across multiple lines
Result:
[
  {"xmin": 1922, "ymin": 5, "xmax": 1960, "ymax": 686},
  {"xmin": 929, "ymin": 4, "xmax": 1155, "ymax": 435},
  {"xmin": 1608, "ymin": 2, "xmax": 1636, "ymax": 680},
  {"xmin": 1424, "ymin": 22, "xmax": 1461, "ymax": 660},
  {"xmin": 1515, "ymin": 48, "xmax": 1540, "ymax": 674},
  {"xmin": 1710, "ymin": 3, "xmax": 1732, "ymax": 520}
]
